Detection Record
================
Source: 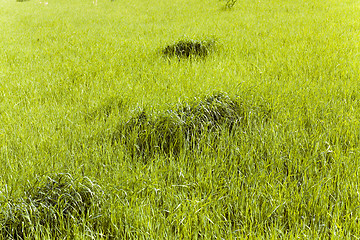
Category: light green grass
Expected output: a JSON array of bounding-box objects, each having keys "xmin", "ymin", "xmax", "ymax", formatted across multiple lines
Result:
[{"xmin": 1, "ymin": 0, "xmax": 360, "ymax": 238}]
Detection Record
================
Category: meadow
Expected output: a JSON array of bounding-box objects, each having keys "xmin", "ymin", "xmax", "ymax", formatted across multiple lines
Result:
[{"xmin": 0, "ymin": 0, "xmax": 360, "ymax": 238}]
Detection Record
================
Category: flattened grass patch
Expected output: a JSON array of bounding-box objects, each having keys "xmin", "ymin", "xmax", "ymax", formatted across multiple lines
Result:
[{"xmin": 86, "ymin": 97, "xmax": 125, "ymax": 122}]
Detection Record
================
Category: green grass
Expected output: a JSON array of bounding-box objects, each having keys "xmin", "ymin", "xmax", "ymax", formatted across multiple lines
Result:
[{"xmin": 1, "ymin": 0, "xmax": 360, "ymax": 238}]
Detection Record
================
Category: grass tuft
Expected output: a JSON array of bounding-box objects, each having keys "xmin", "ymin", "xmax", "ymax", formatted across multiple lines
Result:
[
  {"xmin": 113, "ymin": 93, "xmax": 271, "ymax": 158},
  {"xmin": 222, "ymin": 0, "xmax": 237, "ymax": 10},
  {"xmin": 162, "ymin": 39, "xmax": 216, "ymax": 59},
  {"xmin": 0, "ymin": 173, "xmax": 113, "ymax": 239}
]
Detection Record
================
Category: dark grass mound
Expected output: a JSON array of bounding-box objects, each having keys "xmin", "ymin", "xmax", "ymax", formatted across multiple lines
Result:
[
  {"xmin": 113, "ymin": 93, "xmax": 271, "ymax": 158},
  {"xmin": 0, "ymin": 173, "xmax": 113, "ymax": 239},
  {"xmin": 162, "ymin": 39, "xmax": 215, "ymax": 59},
  {"xmin": 222, "ymin": 0, "xmax": 237, "ymax": 9}
]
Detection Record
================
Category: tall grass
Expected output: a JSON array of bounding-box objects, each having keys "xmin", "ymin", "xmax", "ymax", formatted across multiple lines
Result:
[{"xmin": 1, "ymin": 0, "xmax": 360, "ymax": 238}]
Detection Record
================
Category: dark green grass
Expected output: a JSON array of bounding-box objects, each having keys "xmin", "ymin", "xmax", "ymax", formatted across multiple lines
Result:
[
  {"xmin": 0, "ymin": 173, "xmax": 114, "ymax": 239},
  {"xmin": 162, "ymin": 39, "xmax": 216, "ymax": 59},
  {"xmin": 113, "ymin": 93, "xmax": 250, "ymax": 157}
]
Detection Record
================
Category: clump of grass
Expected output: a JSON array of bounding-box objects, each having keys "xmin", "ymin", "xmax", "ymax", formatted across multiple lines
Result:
[
  {"xmin": 162, "ymin": 39, "xmax": 215, "ymax": 59},
  {"xmin": 220, "ymin": 0, "xmax": 237, "ymax": 9},
  {"xmin": 16, "ymin": 0, "xmax": 30, "ymax": 2},
  {"xmin": 0, "ymin": 173, "xmax": 113, "ymax": 239},
  {"xmin": 113, "ymin": 93, "xmax": 271, "ymax": 157},
  {"xmin": 225, "ymin": 0, "xmax": 237, "ymax": 9}
]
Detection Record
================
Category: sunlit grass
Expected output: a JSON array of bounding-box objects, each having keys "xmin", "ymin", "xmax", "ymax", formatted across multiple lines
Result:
[{"xmin": 0, "ymin": 0, "xmax": 360, "ymax": 238}]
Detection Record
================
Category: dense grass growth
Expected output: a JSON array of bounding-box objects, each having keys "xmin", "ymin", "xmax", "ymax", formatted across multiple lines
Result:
[
  {"xmin": 162, "ymin": 38, "xmax": 216, "ymax": 59},
  {"xmin": 1, "ymin": 0, "xmax": 360, "ymax": 238},
  {"xmin": 112, "ymin": 93, "xmax": 256, "ymax": 158},
  {"xmin": 0, "ymin": 173, "xmax": 113, "ymax": 239}
]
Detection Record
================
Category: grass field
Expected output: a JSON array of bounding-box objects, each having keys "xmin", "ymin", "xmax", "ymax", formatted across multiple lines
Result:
[{"xmin": 1, "ymin": 0, "xmax": 360, "ymax": 238}]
